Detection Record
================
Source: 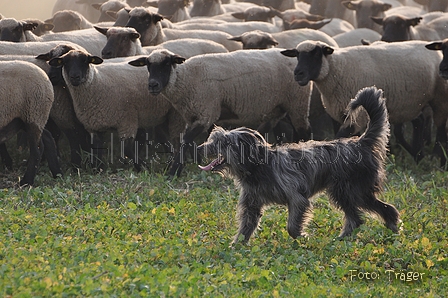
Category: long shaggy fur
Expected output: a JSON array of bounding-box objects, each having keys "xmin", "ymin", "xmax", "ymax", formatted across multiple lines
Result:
[{"xmin": 198, "ymin": 86, "xmax": 400, "ymax": 244}]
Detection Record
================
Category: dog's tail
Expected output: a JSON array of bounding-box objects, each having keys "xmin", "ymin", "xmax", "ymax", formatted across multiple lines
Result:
[{"xmin": 346, "ymin": 86, "xmax": 390, "ymax": 153}]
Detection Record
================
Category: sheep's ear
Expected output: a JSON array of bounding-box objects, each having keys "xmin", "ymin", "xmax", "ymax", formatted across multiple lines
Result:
[
  {"xmin": 228, "ymin": 35, "xmax": 243, "ymax": 42},
  {"xmin": 425, "ymin": 42, "xmax": 443, "ymax": 51},
  {"xmin": 128, "ymin": 57, "xmax": 148, "ymax": 67},
  {"xmin": 106, "ymin": 11, "xmax": 118, "ymax": 20},
  {"xmin": 342, "ymin": 1, "xmax": 357, "ymax": 10},
  {"xmin": 371, "ymin": 16, "xmax": 383, "ymax": 25},
  {"xmin": 23, "ymin": 22, "xmax": 38, "ymax": 31},
  {"xmin": 232, "ymin": 12, "xmax": 246, "ymax": 20},
  {"xmin": 172, "ymin": 55, "xmax": 186, "ymax": 64},
  {"xmin": 92, "ymin": 3, "xmax": 102, "ymax": 10},
  {"xmin": 153, "ymin": 13, "xmax": 164, "ymax": 23},
  {"xmin": 43, "ymin": 23, "xmax": 54, "ymax": 31},
  {"xmin": 407, "ymin": 17, "xmax": 422, "ymax": 27},
  {"xmin": 44, "ymin": 18, "xmax": 53, "ymax": 24},
  {"xmin": 36, "ymin": 52, "xmax": 51, "ymax": 61},
  {"xmin": 49, "ymin": 57, "xmax": 64, "ymax": 68},
  {"xmin": 280, "ymin": 49, "xmax": 298, "ymax": 57},
  {"xmin": 94, "ymin": 26, "xmax": 108, "ymax": 36},
  {"xmin": 146, "ymin": 1, "xmax": 159, "ymax": 8},
  {"xmin": 322, "ymin": 45, "xmax": 334, "ymax": 56},
  {"xmin": 88, "ymin": 56, "xmax": 103, "ymax": 65},
  {"xmin": 130, "ymin": 32, "xmax": 141, "ymax": 40},
  {"xmin": 381, "ymin": 3, "xmax": 392, "ymax": 11}
]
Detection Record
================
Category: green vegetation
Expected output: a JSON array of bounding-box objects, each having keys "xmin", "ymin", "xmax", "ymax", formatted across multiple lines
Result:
[{"xmin": 0, "ymin": 151, "xmax": 447, "ymax": 297}]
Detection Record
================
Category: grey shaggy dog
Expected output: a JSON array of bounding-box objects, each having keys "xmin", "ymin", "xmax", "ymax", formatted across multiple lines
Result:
[{"xmin": 197, "ymin": 86, "xmax": 400, "ymax": 244}]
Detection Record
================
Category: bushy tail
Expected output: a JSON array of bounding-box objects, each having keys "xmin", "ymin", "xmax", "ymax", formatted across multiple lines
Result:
[{"xmin": 346, "ymin": 86, "xmax": 390, "ymax": 154}]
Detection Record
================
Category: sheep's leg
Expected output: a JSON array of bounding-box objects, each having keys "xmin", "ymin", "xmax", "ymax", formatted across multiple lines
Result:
[
  {"xmin": 121, "ymin": 137, "xmax": 145, "ymax": 172},
  {"xmin": 393, "ymin": 123, "xmax": 415, "ymax": 157},
  {"xmin": 0, "ymin": 118, "xmax": 25, "ymax": 170},
  {"xmin": 20, "ymin": 123, "xmax": 42, "ymax": 186},
  {"xmin": 434, "ymin": 125, "xmax": 448, "ymax": 169},
  {"xmin": 411, "ymin": 116, "xmax": 425, "ymax": 163},
  {"xmin": 41, "ymin": 129, "xmax": 63, "ymax": 178},
  {"xmin": 0, "ymin": 144, "xmax": 12, "ymax": 171},
  {"xmin": 169, "ymin": 124, "xmax": 205, "ymax": 177},
  {"xmin": 90, "ymin": 132, "xmax": 106, "ymax": 171}
]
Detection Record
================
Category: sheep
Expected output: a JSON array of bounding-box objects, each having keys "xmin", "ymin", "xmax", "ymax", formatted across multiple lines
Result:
[
  {"xmin": 45, "ymin": 10, "xmax": 94, "ymax": 32},
  {"xmin": 277, "ymin": 8, "xmax": 326, "ymax": 23},
  {"xmin": 231, "ymin": 6, "xmax": 279, "ymax": 23},
  {"xmin": 228, "ymin": 28, "xmax": 339, "ymax": 49},
  {"xmin": 48, "ymin": 49, "xmax": 185, "ymax": 171},
  {"xmin": 52, "ymin": 0, "xmax": 101, "ymax": 23},
  {"xmin": 128, "ymin": 48, "xmax": 313, "ymax": 176},
  {"xmin": 173, "ymin": 20, "xmax": 282, "ymax": 36},
  {"xmin": 95, "ymin": 26, "xmax": 228, "ymax": 58},
  {"xmin": 324, "ymin": 0, "xmax": 356, "ymax": 26},
  {"xmin": 333, "ymin": 28, "xmax": 382, "ymax": 47},
  {"xmin": 124, "ymin": 8, "xmax": 241, "ymax": 50},
  {"xmin": 0, "ymin": 18, "xmax": 38, "ymax": 42},
  {"xmin": 157, "ymin": 0, "xmax": 191, "ymax": 23},
  {"xmin": 0, "ymin": 44, "xmax": 91, "ymax": 168},
  {"xmin": 425, "ymin": 38, "xmax": 448, "ymax": 166},
  {"xmin": 190, "ymin": 0, "xmax": 225, "ymax": 17},
  {"xmin": 372, "ymin": 14, "xmax": 448, "ymax": 42},
  {"xmin": 341, "ymin": 0, "xmax": 394, "ymax": 32},
  {"xmin": 0, "ymin": 60, "xmax": 62, "ymax": 186},
  {"xmin": 92, "ymin": 0, "xmax": 131, "ymax": 23},
  {"xmin": 0, "ymin": 40, "xmax": 86, "ymax": 55},
  {"xmin": 281, "ymin": 40, "xmax": 448, "ymax": 166},
  {"xmin": 23, "ymin": 19, "xmax": 54, "ymax": 36}
]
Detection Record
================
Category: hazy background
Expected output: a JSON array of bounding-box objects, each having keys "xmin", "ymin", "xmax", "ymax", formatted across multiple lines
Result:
[{"xmin": 1, "ymin": 0, "xmax": 58, "ymax": 20}]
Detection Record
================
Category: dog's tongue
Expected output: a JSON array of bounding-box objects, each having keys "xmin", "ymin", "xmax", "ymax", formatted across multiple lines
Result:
[{"xmin": 198, "ymin": 158, "xmax": 220, "ymax": 171}]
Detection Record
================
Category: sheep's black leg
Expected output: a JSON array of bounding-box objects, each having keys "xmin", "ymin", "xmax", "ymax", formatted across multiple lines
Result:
[
  {"xmin": 0, "ymin": 118, "xmax": 25, "ymax": 171},
  {"xmin": 20, "ymin": 123, "xmax": 42, "ymax": 186},
  {"xmin": 41, "ymin": 129, "xmax": 63, "ymax": 178},
  {"xmin": 411, "ymin": 116, "xmax": 425, "ymax": 163},
  {"xmin": 393, "ymin": 123, "xmax": 416, "ymax": 158},
  {"xmin": 90, "ymin": 132, "xmax": 106, "ymax": 170},
  {"xmin": 169, "ymin": 124, "xmax": 205, "ymax": 177},
  {"xmin": 434, "ymin": 125, "xmax": 448, "ymax": 169},
  {"xmin": 0, "ymin": 143, "xmax": 13, "ymax": 171},
  {"xmin": 121, "ymin": 137, "xmax": 145, "ymax": 172}
]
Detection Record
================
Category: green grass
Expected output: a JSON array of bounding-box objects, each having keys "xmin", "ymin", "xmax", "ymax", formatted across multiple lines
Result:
[{"xmin": 0, "ymin": 150, "xmax": 447, "ymax": 297}]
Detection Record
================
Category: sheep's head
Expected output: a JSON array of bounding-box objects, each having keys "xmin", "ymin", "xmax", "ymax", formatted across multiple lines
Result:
[
  {"xmin": 128, "ymin": 49, "xmax": 185, "ymax": 95},
  {"xmin": 281, "ymin": 41, "xmax": 334, "ymax": 86},
  {"xmin": 426, "ymin": 39, "xmax": 448, "ymax": 80},
  {"xmin": 228, "ymin": 30, "xmax": 278, "ymax": 50},
  {"xmin": 0, "ymin": 18, "xmax": 37, "ymax": 42},
  {"xmin": 49, "ymin": 50, "xmax": 103, "ymax": 86}
]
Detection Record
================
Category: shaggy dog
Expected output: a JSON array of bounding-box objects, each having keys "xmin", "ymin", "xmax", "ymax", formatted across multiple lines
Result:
[{"xmin": 197, "ymin": 86, "xmax": 400, "ymax": 244}]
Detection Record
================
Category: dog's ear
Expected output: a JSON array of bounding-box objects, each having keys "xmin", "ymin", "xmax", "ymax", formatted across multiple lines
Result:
[{"xmin": 236, "ymin": 130, "xmax": 269, "ymax": 166}]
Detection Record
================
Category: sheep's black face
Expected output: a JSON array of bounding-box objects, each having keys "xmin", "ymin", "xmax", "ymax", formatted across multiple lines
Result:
[
  {"xmin": 378, "ymin": 16, "xmax": 414, "ymax": 42},
  {"xmin": 147, "ymin": 57, "xmax": 174, "ymax": 95},
  {"xmin": 126, "ymin": 13, "xmax": 154, "ymax": 35},
  {"xmin": 49, "ymin": 51, "xmax": 103, "ymax": 87},
  {"xmin": 294, "ymin": 47, "xmax": 325, "ymax": 86},
  {"xmin": 0, "ymin": 23, "xmax": 23, "ymax": 42}
]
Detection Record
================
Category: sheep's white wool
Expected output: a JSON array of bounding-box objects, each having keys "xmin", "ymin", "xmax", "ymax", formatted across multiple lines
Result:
[
  {"xmin": 0, "ymin": 18, "xmax": 20, "ymax": 28},
  {"xmin": 295, "ymin": 40, "xmax": 328, "ymax": 52},
  {"xmin": 129, "ymin": 7, "xmax": 148, "ymax": 17},
  {"xmin": 148, "ymin": 49, "xmax": 174, "ymax": 64},
  {"xmin": 108, "ymin": 27, "xmax": 138, "ymax": 35}
]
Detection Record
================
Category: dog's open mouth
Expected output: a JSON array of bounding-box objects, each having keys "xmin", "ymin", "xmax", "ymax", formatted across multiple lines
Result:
[{"xmin": 198, "ymin": 155, "xmax": 225, "ymax": 171}]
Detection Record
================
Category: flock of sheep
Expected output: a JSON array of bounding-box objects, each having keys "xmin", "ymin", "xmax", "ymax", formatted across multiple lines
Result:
[{"xmin": 1, "ymin": 0, "xmax": 448, "ymax": 185}]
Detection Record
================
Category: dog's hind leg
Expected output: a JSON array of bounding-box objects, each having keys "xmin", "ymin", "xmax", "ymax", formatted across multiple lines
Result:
[
  {"xmin": 232, "ymin": 192, "xmax": 263, "ymax": 244},
  {"xmin": 331, "ymin": 193, "xmax": 364, "ymax": 238},
  {"xmin": 287, "ymin": 195, "xmax": 312, "ymax": 238},
  {"xmin": 364, "ymin": 194, "xmax": 400, "ymax": 233}
]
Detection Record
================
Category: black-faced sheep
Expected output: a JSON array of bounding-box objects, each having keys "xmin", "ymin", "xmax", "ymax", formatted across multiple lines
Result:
[
  {"xmin": 95, "ymin": 26, "xmax": 228, "ymax": 59},
  {"xmin": 425, "ymin": 39, "xmax": 448, "ymax": 167},
  {"xmin": 128, "ymin": 49, "xmax": 313, "ymax": 176},
  {"xmin": 281, "ymin": 40, "xmax": 448, "ymax": 166},
  {"xmin": 0, "ymin": 61, "xmax": 62, "ymax": 185},
  {"xmin": 342, "ymin": 0, "xmax": 393, "ymax": 32},
  {"xmin": 48, "ymin": 49, "xmax": 185, "ymax": 171}
]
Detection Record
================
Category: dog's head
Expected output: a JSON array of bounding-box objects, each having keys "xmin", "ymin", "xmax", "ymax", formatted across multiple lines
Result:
[{"xmin": 197, "ymin": 126, "xmax": 270, "ymax": 176}]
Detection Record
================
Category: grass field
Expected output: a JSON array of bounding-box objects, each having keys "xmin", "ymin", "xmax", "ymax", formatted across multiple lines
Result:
[{"xmin": 0, "ymin": 144, "xmax": 447, "ymax": 297}]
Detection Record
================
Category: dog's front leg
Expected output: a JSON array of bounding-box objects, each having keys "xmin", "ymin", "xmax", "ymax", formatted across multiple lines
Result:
[{"xmin": 232, "ymin": 192, "xmax": 263, "ymax": 244}]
